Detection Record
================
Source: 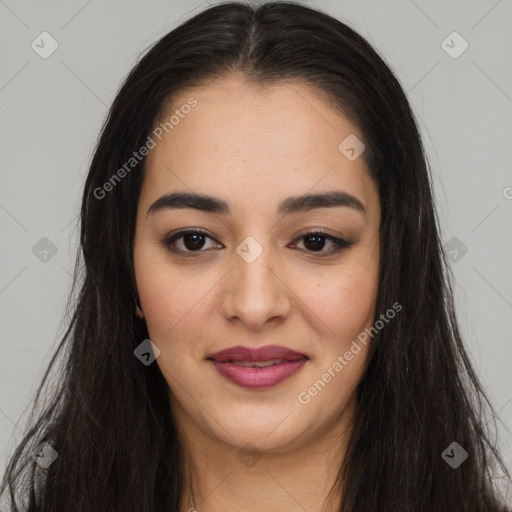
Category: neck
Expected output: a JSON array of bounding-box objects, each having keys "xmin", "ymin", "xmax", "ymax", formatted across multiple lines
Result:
[{"xmin": 174, "ymin": 400, "xmax": 355, "ymax": 512}]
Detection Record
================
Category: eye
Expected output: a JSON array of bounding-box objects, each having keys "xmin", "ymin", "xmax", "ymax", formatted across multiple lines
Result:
[
  {"xmin": 289, "ymin": 231, "xmax": 353, "ymax": 256},
  {"xmin": 161, "ymin": 229, "xmax": 353, "ymax": 257},
  {"xmin": 161, "ymin": 229, "xmax": 222, "ymax": 256}
]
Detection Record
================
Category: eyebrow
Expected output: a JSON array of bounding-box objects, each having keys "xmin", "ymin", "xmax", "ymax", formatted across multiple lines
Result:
[{"xmin": 146, "ymin": 190, "xmax": 367, "ymax": 218}]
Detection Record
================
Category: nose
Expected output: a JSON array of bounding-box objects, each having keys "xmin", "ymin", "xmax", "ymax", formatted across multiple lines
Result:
[{"xmin": 221, "ymin": 243, "xmax": 293, "ymax": 330}]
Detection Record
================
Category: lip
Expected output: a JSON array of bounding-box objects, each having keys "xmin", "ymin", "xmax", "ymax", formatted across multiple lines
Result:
[
  {"xmin": 207, "ymin": 345, "xmax": 309, "ymax": 389},
  {"xmin": 208, "ymin": 345, "xmax": 308, "ymax": 362}
]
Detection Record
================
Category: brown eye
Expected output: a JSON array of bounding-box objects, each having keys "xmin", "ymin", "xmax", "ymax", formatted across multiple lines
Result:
[
  {"xmin": 181, "ymin": 233, "xmax": 207, "ymax": 251},
  {"xmin": 303, "ymin": 234, "xmax": 327, "ymax": 251},
  {"xmin": 291, "ymin": 231, "xmax": 353, "ymax": 256},
  {"xmin": 162, "ymin": 229, "xmax": 222, "ymax": 255}
]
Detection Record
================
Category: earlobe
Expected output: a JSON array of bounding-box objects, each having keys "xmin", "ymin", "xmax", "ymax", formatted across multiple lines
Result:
[{"xmin": 135, "ymin": 305, "xmax": 144, "ymax": 319}]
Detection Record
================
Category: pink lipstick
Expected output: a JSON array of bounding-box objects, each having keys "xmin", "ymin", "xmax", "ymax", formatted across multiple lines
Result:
[{"xmin": 207, "ymin": 345, "xmax": 308, "ymax": 389}]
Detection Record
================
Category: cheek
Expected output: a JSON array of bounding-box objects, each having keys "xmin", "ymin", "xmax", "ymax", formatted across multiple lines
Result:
[
  {"xmin": 134, "ymin": 250, "xmax": 223, "ymax": 356},
  {"xmin": 137, "ymin": 271, "xmax": 217, "ymax": 389},
  {"xmin": 296, "ymin": 266, "xmax": 378, "ymax": 415},
  {"xmin": 296, "ymin": 260, "xmax": 379, "ymax": 345},
  {"xmin": 139, "ymin": 272, "xmax": 208, "ymax": 335}
]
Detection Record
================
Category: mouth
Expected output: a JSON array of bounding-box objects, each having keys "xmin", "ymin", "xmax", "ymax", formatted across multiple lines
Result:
[{"xmin": 207, "ymin": 345, "xmax": 309, "ymax": 389}]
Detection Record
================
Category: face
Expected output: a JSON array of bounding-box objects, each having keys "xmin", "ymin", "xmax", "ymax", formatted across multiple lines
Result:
[{"xmin": 133, "ymin": 75, "xmax": 381, "ymax": 453}]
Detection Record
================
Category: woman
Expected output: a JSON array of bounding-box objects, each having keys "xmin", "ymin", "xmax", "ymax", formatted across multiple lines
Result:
[{"xmin": 1, "ymin": 1, "xmax": 510, "ymax": 511}]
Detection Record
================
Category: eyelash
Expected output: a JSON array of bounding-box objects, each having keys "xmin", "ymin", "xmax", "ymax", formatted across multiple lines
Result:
[{"xmin": 161, "ymin": 229, "xmax": 353, "ymax": 257}]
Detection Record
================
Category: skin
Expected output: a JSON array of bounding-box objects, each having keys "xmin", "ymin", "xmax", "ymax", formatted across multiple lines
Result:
[{"xmin": 133, "ymin": 74, "xmax": 381, "ymax": 512}]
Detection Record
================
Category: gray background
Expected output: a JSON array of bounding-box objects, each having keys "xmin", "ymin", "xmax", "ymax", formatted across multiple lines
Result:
[{"xmin": 1, "ymin": 0, "xmax": 511, "ymax": 495}]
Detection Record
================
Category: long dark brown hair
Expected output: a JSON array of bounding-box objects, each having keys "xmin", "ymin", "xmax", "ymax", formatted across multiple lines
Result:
[{"xmin": 2, "ymin": 1, "xmax": 510, "ymax": 510}]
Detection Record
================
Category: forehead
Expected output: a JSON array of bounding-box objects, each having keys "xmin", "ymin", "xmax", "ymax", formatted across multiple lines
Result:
[{"xmin": 141, "ymin": 75, "xmax": 377, "ymax": 216}]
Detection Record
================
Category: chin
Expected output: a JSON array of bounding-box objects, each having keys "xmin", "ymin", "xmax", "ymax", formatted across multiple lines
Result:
[
  {"xmin": 204, "ymin": 401, "xmax": 313, "ymax": 452},
  {"xmin": 218, "ymin": 423, "xmax": 306, "ymax": 453}
]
